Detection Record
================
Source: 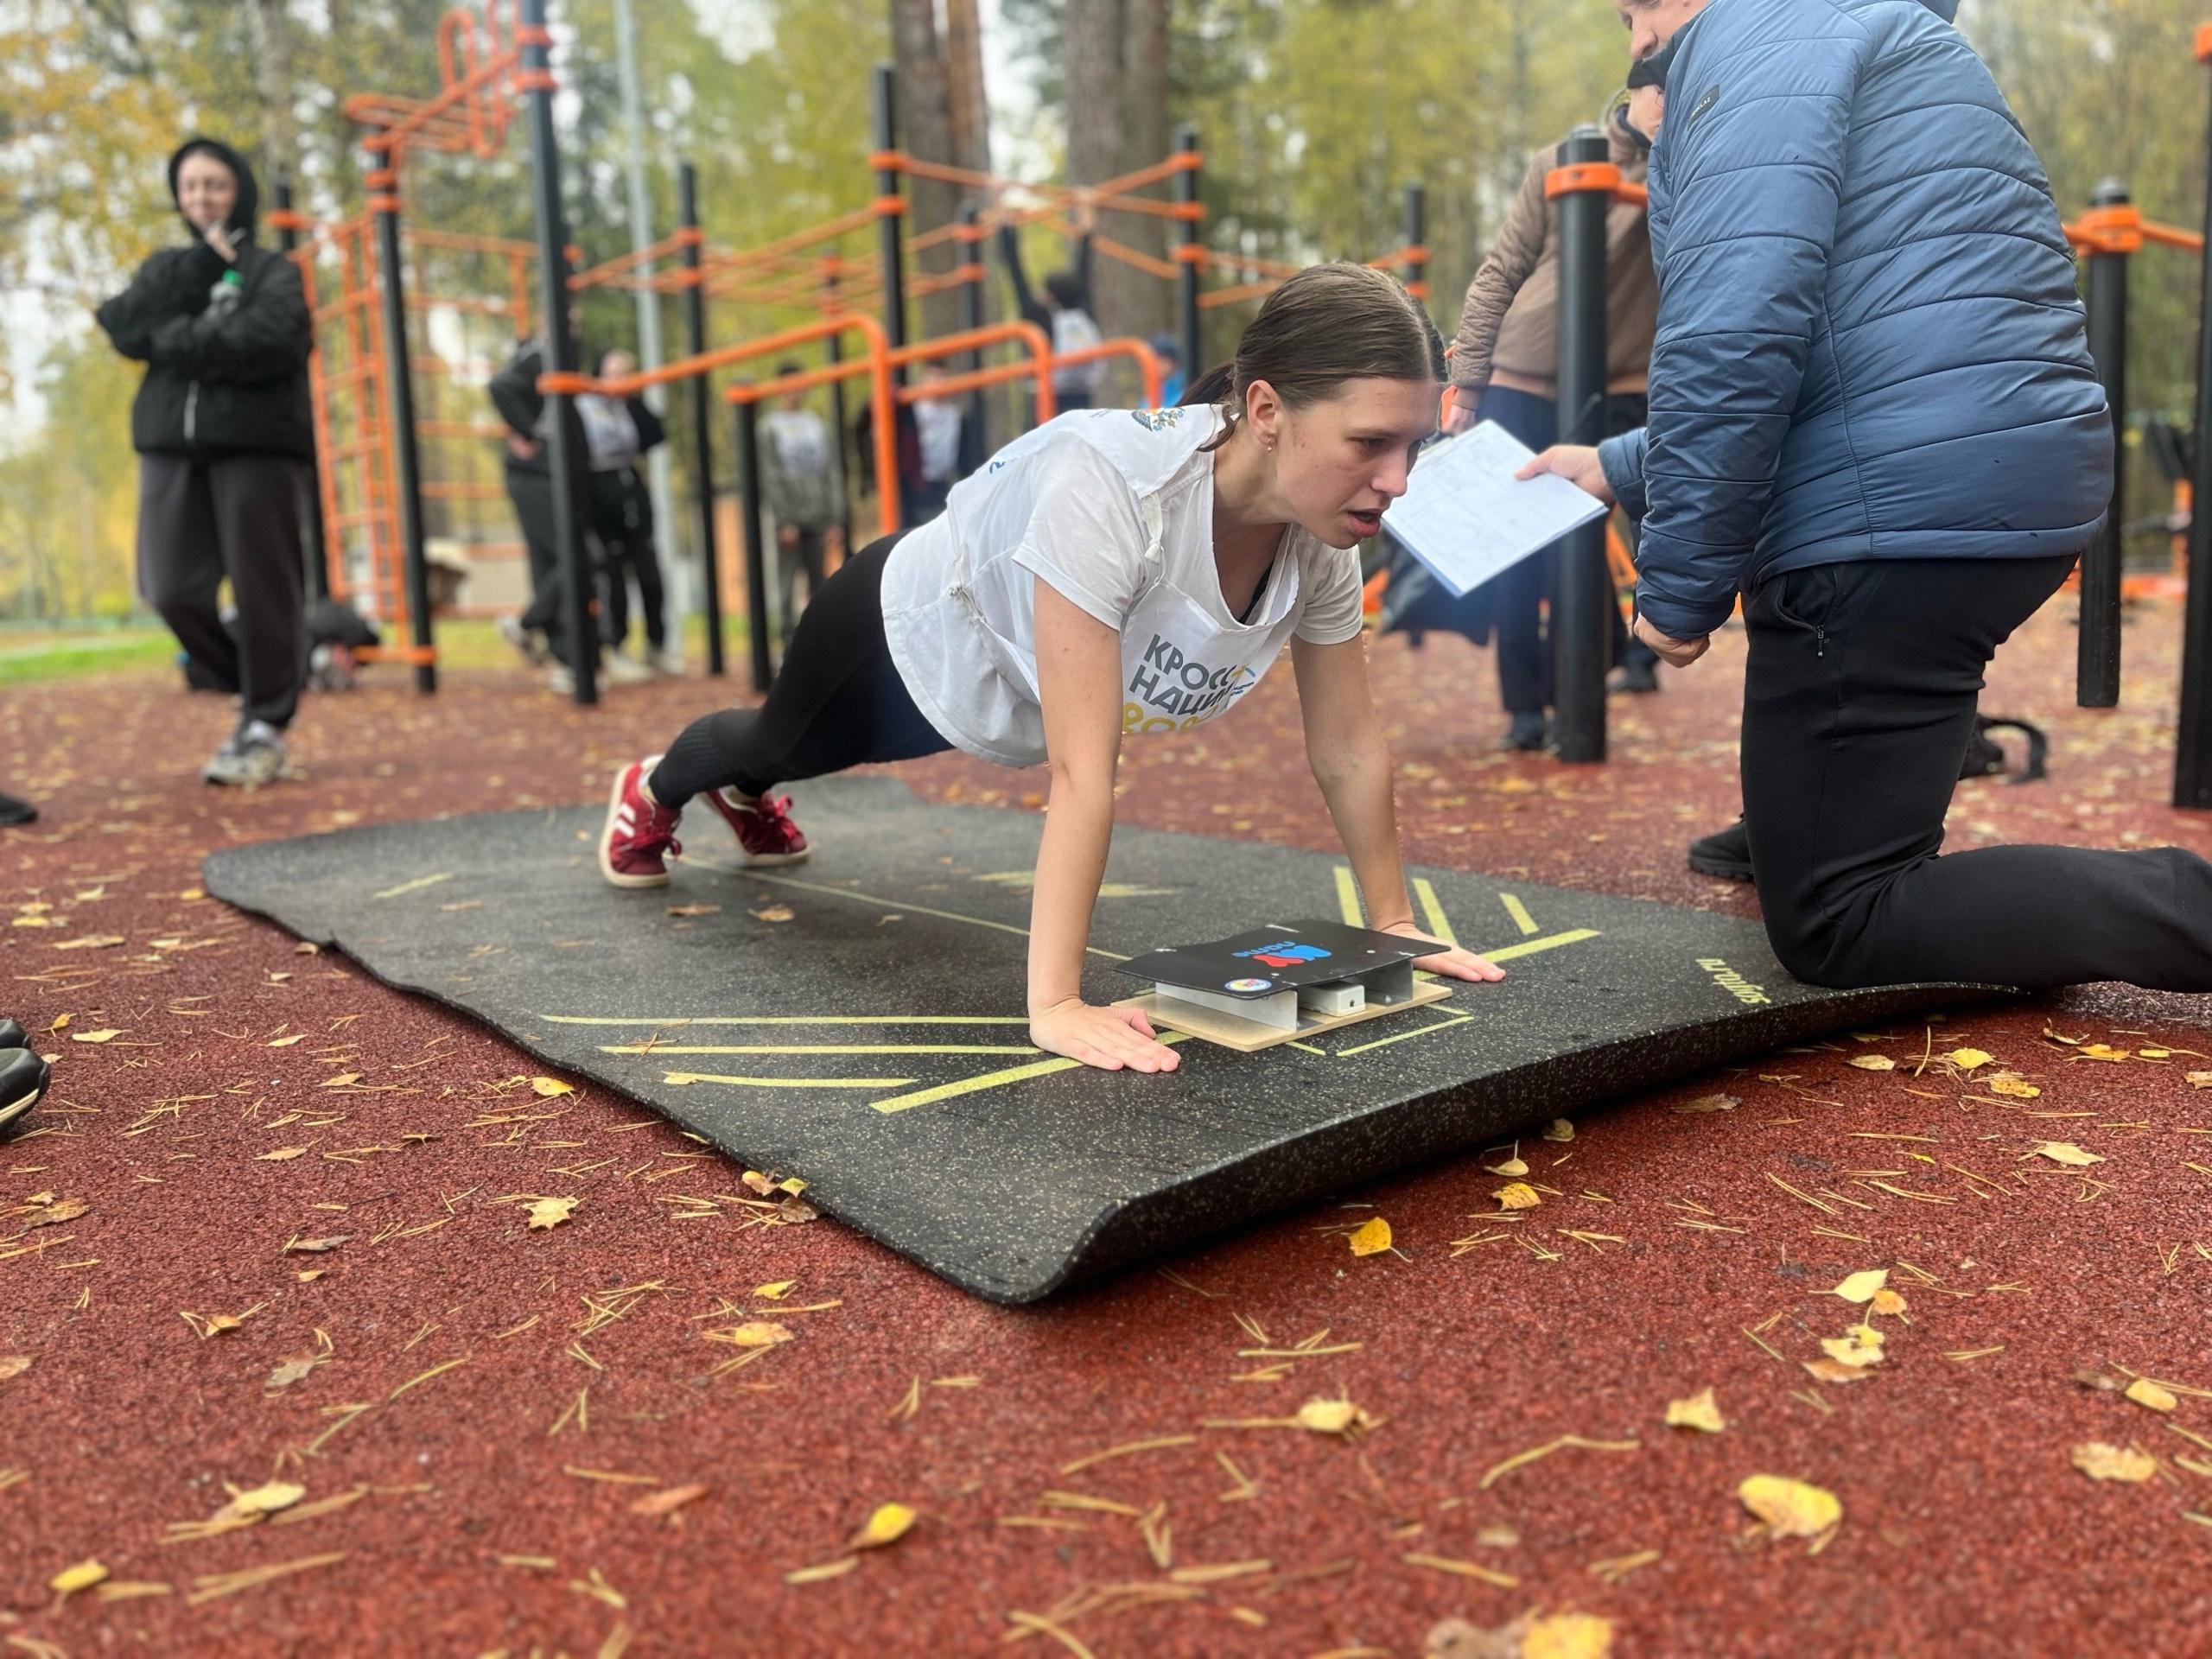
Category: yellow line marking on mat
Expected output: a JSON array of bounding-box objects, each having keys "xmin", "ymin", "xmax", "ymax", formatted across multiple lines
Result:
[
  {"xmin": 543, "ymin": 1015, "xmax": 1033, "ymax": 1027},
  {"xmin": 1480, "ymin": 927, "xmax": 1599, "ymax": 963},
  {"xmin": 1333, "ymin": 866, "xmax": 1363, "ymax": 926},
  {"xmin": 1497, "ymin": 892, "xmax": 1539, "ymax": 937},
  {"xmin": 1412, "ymin": 878, "xmax": 1457, "ymax": 946},
  {"xmin": 602, "ymin": 1043, "xmax": 1038, "ymax": 1057},
  {"xmin": 374, "ymin": 872, "xmax": 454, "ymax": 899},
  {"xmin": 1334, "ymin": 1009, "xmax": 1475, "ymax": 1058},
  {"xmin": 664, "ymin": 1072, "xmax": 918, "ymax": 1089},
  {"xmin": 870, "ymin": 1033, "xmax": 1194, "ymax": 1115},
  {"xmin": 683, "ymin": 858, "xmax": 1128, "ymax": 962}
]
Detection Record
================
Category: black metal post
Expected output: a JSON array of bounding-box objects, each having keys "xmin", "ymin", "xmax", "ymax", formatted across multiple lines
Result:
[
  {"xmin": 960, "ymin": 206, "xmax": 988, "ymax": 444},
  {"xmin": 1175, "ymin": 123, "xmax": 1203, "ymax": 381},
  {"xmin": 2178, "ymin": 77, "xmax": 2212, "ymax": 805},
  {"xmin": 823, "ymin": 261, "xmax": 855, "ymax": 556},
  {"xmin": 1552, "ymin": 126, "xmax": 1611, "ymax": 765},
  {"xmin": 873, "ymin": 66, "xmax": 908, "ymax": 362},
  {"xmin": 274, "ymin": 177, "xmax": 332, "ymax": 606},
  {"xmin": 520, "ymin": 0, "xmax": 594, "ymax": 705},
  {"xmin": 2080, "ymin": 177, "xmax": 2129, "ymax": 709},
  {"xmin": 734, "ymin": 390, "xmax": 773, "ymax": 693},
  {"xmin": 368, "ymin": 152, "xmax": 435, "ymax": 693},
  {"xmin": 1402, "ymin": 181, "xmax": 1427, "ymax": 308},
  {"xmin": 678, "ymin": 161, "xmax": 724, "ymax": 677}
]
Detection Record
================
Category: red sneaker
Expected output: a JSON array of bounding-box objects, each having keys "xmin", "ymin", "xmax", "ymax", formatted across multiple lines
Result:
[
  {"xmin": 701, "ymin": 787, "xmax": 810, "ymax": 867},
  {"xmin": 599, "ymin": 755, "xmax": 683, "ymax": 888}
]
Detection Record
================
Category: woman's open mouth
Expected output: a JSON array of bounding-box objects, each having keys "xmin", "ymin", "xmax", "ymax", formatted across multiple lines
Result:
[{"xmin": 1346, "ymin": 507, "xmax": 1384, "ymax": 537}]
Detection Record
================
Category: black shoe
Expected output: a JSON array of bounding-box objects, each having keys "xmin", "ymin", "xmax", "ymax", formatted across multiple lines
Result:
[
  {"xmin": 1609, "ymin": 661, "xmax": 1660, "ymax": 695},
  {"xmin": 1501, "ymin": 711, "xmax": 1549, "ymax": 753},
  {"xmin": 1688, "ymin": 818, "xmax": 1755, "ymax": 882},
  {"xmin": 0, "ymin": 1048, "xmax": 48, "ymax": 1137},
  {"xmin": 0, "ymin": 793, "xmax": 33, "ymax": 826},
  {"xmin": 0, "ymin": 1020, "xmax": 23, "ymax": 1050}
]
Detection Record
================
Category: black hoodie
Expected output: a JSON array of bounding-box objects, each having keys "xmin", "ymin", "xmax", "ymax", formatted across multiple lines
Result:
[{"xmin": 94, "ymin": 137, "xmax": 315, "ymax": 460}]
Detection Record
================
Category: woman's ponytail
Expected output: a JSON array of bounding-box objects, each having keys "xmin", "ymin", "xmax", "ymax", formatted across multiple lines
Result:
[{"xmin": 1179, "ymin": 362, "xmax": 1236, "ymax": 409}]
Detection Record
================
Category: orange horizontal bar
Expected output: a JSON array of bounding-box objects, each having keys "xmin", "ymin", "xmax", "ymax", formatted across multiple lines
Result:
[
  {"xmin": 357, "ymin": 644, "xmax": 439, "ymax": 666},
  {"xmin": 1546, "ymin": 162, "xmax": 1623, "ymax": 199}
]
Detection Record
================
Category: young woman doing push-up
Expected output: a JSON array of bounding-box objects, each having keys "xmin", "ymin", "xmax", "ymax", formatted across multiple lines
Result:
[{"xmin": 598, "ymin": 263, "xmax": 1505, "ymax": 1074}]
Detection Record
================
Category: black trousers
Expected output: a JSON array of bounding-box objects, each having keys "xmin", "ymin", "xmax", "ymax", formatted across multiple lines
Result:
[
  {"xmin": 1743, "ymin": 555, "xmax": 2212, "ymax": 991},
  {"xmin": 777, "ymin": 524, "xmax": 829, "ymax": 645},
  {"xmin": 651, "ymin": 533, "xmax": 950, "ymax": 808},
  {"xmin": 507, "ymin": 465, "xmax": 599, "ymax": 669},
  {"xmin": 137, "ymin": 452, "xmax": 308, "ymax": 728},
  {"xmin": 591, "ymin": 467, "xmax": 665, "ymax": 652},
  {"xmin": 1481, "ymin": 386, "xmax": 1651, "ymax": 715}
]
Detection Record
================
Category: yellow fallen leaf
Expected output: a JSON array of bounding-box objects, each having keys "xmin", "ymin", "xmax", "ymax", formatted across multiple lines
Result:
[
  {"xmin": 72, "ymin": 1028, "xmax": 124, "ymax": 1044},
  {"xmin": 1828, "ymin": 1268, "xmax": 1888, "ymax": 1305},
  {"xmin": 753, "ymin": 1281, "xmax": 797, "ymax": 1300},
  {"xmin": 1487, "ymin": 1156, "xmax": 1529, "ymax": 1177},
  {"xmin": 2125, "ymin": 1378, "xmax": 2178, "ymax": 1414},
  {"xmin": 257, "ymin": 1147, "xmax": 309, "ymax": 1162},
  {"xmin": 319, "ymin": 1073, "xmax": 361, "ymax": 1089},
  {"xmin": 267, "ymin": 1034, "xmax": 307, "ymax": 1048},
  {"xmin": 2031, "ymin": 1141, "xmax": 2104, "ymax": 1167},
  {"xmin": 1870, "ymin": 1288, "xmax": 1909, "ymax": 1316},
  {"xmin": 721, "ymin": 1322, "xmax": 792, "ymax": 1348},
  {"xmin": 1522, "ymin": 1611, "xmax": 1617, "ymax": 1659},
  {"xmin": 51, "ymin": 1559, "xmax": 109, "ymax": 1596},
  {"xmin": 1847, "ymin": 1055, "xmax": 1896, "ymax": 1071},
  {"xmin": 753, "ymin": 905, "xmax": 797, "ymax": 923},
  {"xmin": 530, "ymin": 1077, "xmax": 575, "ymax": 1097},
  {"xmin": 1738, "ymin": 1475, "xmax": 1842, "ymax": 1540},
  {"xmin": 2078, "ymin": 1044, "xmax": 2132, "ymax": 1061},
  {"xmin": 1494, "ymin": 1182, "xmax": 1541, "ymax": 1211},
  {"xmin": 48, "ymin": 1014, "xmax": 70, "ymax": 1032},
  {"xmin": 1294, "ymin": 1396, "xmax": 1371, "ymax": 1435},
  {"xmin": 2188, "ymin": 1071, "xmax": 2212, "ymax": 1090},
  {"xmin": 849, "ymin": 1502, "xmax": 917, "ymax": 1550},
  {"xmin": 525, "ymin": 1196, "xmax": 578, "ymax": 1230},
  {"xmin": 2141, "ymin": 1048, "xmax": 2172, "ymax": 1059},
  {"xmin": 0, "ymin": 1356, "xmax": 29, "ymax": 1382},
  {"xmin": 1986, "ymin": 1073, "xmax": 2041, "ymax": 1099},
  {"xmin": 1946, "ymin": 1047, "xmax": 1993, "ymax": 1071},
  {"xmin": 218, "ymin": 1480, "xmax": 306, "ymax": 1521},
  {"xmin": 1541, "ymin": 1119, "xmax": 1574, "ymax": 1142},
  {"xmin": 1801, "ymin": 1358, "xmax": 1876, "ymax": 1384},
  {"xmin": 784, "ymin": 1557, "xmax": 858, "ymax": 1585},
  {"xmin": 1347, "ymin": 1217, "xmax": 1393, "ymax": 1256},
  {"xmin": 1672, "ymin": 1092, "xmax": 1739, "ymax": 1114},
  {"xmin": 2071, "ymin": 1442, "xmax": 2157, "ymax": 1482},
  {"xmin": 1819, "ymin": 1326, "xmax": 1885, "ymax": 1370},
  {"xmin": 1664, "ymin": 1386, "xmax": 1726, "ymax": 1433}
]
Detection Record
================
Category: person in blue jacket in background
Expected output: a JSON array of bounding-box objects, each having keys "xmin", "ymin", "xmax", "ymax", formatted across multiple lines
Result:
[{"xmin": 1521, "ymin": 0, "xmax": 2212, "ymax": 993}]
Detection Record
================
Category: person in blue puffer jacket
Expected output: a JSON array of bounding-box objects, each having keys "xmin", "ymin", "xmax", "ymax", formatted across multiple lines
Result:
[{"xmin": 1521, "ymin": 0, "xmax": 2212, "ymax": 993}]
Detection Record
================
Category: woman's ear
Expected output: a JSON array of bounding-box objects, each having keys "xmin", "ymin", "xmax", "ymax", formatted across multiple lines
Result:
[{"xmin": 1244, "ymin": 378, "xmax": 1284, "ymax": 450}]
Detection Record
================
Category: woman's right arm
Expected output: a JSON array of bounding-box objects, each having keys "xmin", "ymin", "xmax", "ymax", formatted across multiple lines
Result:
[
  {"xmin": 1025, "ymin": 576, "xmax": 1179, "ymax": 1074},
  {"xmin": 1447, "ymin": 149, "xmax": 1554, "ymax": 409},
  {"xmin": 94, "ymin": 248, "xmax": 218, "ymax": 362}
]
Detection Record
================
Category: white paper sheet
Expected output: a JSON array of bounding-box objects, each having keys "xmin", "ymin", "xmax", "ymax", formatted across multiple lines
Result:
[{"xmin": 1382, "ymin": 420, "xmax": 1611, "ymax": 598}]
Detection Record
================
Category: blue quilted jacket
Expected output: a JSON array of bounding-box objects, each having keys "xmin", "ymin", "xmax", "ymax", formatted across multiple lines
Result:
[{"xmin": 1596, "ymin": 0, "xmax": 2112, "ymax": 639}]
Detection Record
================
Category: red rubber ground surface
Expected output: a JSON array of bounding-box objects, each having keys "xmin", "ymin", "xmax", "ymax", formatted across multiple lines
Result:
[{"xmin": 2, "ymin": 596, "xmax": 2209, "ymax": 1657}]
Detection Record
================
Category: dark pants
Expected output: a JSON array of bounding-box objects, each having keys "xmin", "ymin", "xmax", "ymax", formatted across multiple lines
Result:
[
  {"xmin": 777, "ymin": 524, "xmax": 829, "ymax": 645},
  {"xmin": 137, "ymin": 452, "xmax": 308, "ymax": 729},
  {"xmin": 507, "ymin": 465, "xmax": 598, "ymax": 669},
  {"xmin": 1743, "ymin": 554, "xmax": 2212, "ymax": 990},
  {"xmin": 1483, "ymin": 386, "xmax": 1650, "ymax": 715},
  {"xmin": 652, "ymin": 533, "xmax": 950, "ymax": 807},
  {"xmin": 591, "ymin": 467, "xmax": 665, "ymax": 653}
]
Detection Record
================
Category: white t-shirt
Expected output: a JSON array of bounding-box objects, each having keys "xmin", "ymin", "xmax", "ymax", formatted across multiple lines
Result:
[{"xmin": 880, "ymin": 405, "xmax": 1365, "ymax": 769}]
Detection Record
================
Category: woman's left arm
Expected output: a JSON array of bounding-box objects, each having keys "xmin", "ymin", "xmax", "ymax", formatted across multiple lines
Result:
[
  {"xmin": 155, "ymin": 255, "xmax": 313, "ymax": 385},
  {"xmin": 1289, "ymin": 633, "xmax": 1504, "ymax": 984}
]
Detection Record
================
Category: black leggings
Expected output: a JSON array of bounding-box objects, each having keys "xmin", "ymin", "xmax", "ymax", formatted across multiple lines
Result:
[{"xmin": 649, "ymin": 533, "xmax": 952, "ymax": 807}]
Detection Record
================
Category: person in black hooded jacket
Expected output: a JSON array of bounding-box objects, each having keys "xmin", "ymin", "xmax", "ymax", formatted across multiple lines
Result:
[{"xmin": 95, "ymin": 137, "xmax": 313, "ymax": 788}]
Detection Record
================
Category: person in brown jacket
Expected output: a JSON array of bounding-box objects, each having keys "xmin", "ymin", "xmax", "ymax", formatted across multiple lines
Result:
[{"xmin": 1442, "ymin": 61, "xmax": 1667, "ymax": 748}]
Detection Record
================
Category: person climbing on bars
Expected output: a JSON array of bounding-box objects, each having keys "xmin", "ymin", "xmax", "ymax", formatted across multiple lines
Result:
[
  {"xmin": 1517, "ymin": 0, "xmax": 2212, "ymax": 995},
  {"xmin": 998, "ymin": 214, "xmax": 1105, "ymax": 411},
  {"xmin": 95, "ymin": 137, "xmax": 314, "ymax": 788},
  {"xmin": 598, "ymin": 265, "xmax": 1506, "ymax": 1073}
]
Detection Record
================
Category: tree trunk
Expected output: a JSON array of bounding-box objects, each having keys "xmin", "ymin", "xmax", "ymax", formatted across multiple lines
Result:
[
  {"xmin": 1065, "ymin": 0, "xmax": 1172, "ymax": 376},
  {"xmin": 888, "ymin": 0, "xmax": 964, "ymax": 340},
  {"xmin": 249, "ymin": 0, "xmax": 302, "ymax": 191},
  {"xmin": 1116, "ymin": 0, "xmax": 1172, "ymax": 344}
]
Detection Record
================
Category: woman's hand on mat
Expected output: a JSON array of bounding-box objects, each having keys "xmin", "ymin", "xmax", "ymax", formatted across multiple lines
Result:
[
  {"xmin": 1377, "ymin": 920, "xmax": 1506, "ymax": 984},
  {"xmin": 1514, "ymin": 443, "xmax": 1614, "ymax": 505},
  {"xmin": 1631, "ymin": 612, "xmax": 1709, "ymax": 668},
  {"xmin": 1030, "ymin": 997, "xmax": 1182, "ymax": 1074}
]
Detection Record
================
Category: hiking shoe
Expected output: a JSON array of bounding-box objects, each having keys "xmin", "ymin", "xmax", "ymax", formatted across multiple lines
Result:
[
  {"xmin": 0, "ymin": 1047, "xmax": 48, "ymax": 1137},
  {"xmin": 545, "ymin": 662, "xmax": 577, "ymax": 696},
  {"xmin": 701, "ymin": 788, "xmax": 810, "ymax": 867},
  {"xmin": 652, "ymin": 645, "xmax": 685, "ymax": 676},
  {"xmin": 1500, "ymin": 711, "xmax": 1549, "ymax": 753},
  {"xmin": 0, "ymin": 1019, "xmax": 24, "ymax": 1049},
  {"xmin": 1688, "ymin": 818, "xmax": 1755, "ymax": 882},
  {"xmin": 499, "ymin": 614, "xmax": 548, "ymax": 666},
  {"xmin": 0, "ymin": 792, "xmax": 35, "ymax": 826},
  {"xmin": 599, "ymin": 755, "xmax": 683, "ymax": 888},
  {"xmin": 1609, "ymin": 661, "xmax": 1660, "ymax": 694},
  {"xmin": 203, "ymin": 722, "xmax": 286, "ymax": 788},
  {"xmin": 602, "ymin": 651, "xmax": 654, "ymax": 686}
]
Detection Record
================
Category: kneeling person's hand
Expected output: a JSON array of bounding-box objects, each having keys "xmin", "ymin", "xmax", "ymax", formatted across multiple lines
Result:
[{"xmin": 1030, "ymin": 997, "xmax": 1182, "ymax": 1074}]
